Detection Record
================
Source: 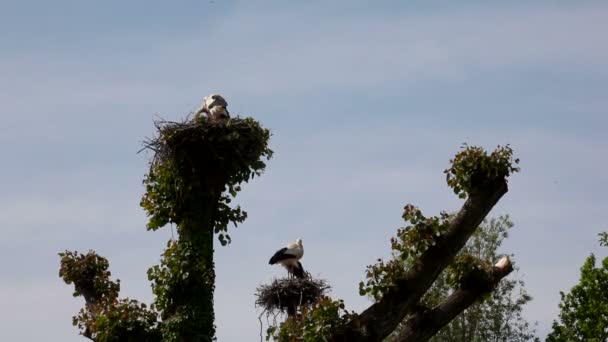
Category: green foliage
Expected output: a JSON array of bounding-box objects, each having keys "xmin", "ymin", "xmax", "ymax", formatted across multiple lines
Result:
[
  {"xmin": 423, "ymin": 276, "xmax": 537, "ymax": 342},
  {"xmin": 139, "ymin": 116, "xmax": 272, "ymax": 341},
  {"xmin": 445, "ymin": 144, "xmax": 519, "ymax": 198},
  {"xmin": 397, "ymin": 205, "xmax": 451, "ymax": 261},
  {"xmin": 146, "ymin": 240, "xmax": 215, "ymax": 315},
  {"xmin": 93, "ymin": 299, "xmax": 161, "ymax": 342},
  {"xmin": 146, "ymin": 239, "xmax": 216, "ymax": 342},
  {"xmin": 267, "ymin": 298, "xmax": 355, "ymax": 342},
  {"xmin": 59, "ymin": 250, "xmax": 160, "ymax": 341},
  {"xmin": 384, "ymin": 216, "xmax": 537, "ymax": 342},
  {"xmin": 445, "ymin": 253, "xmax": 492, "ymax": 288},
  {"xmin": 428, "ymin": 216, "xmax": 536, "ymax": 342},
  {"xmin": 266, "ymin": 318, "xmax": 303, "ymax": 342},
  {"xmin": 59, "ymin": 250, "xmax": 120, "ymax": 303},
  {"xmin": 71, "ymin": 299, "xmax": 160, "ymax": 342},
  {"xmin": 359, "ymin": 205, "xmax": 450, "ymax": 300},
  {"xmin": 60, "ymin": 115, "xmax": 272, "ymax": 342},
  {"xmin": 546, "ymin": 254, "xmax": 608, "ymax": 342},
  {"xmin": 301, "ymin": 298, "xmax": 354, "ymax": 341},
  {"xmin": 360, "ymin": 145, "xmax": 520, "ymax": 301},
  {"xmin": 599, "ymin": 231, "xmax": 608, "ymax": 247},
  {"xmin": 141, "ymin": 117, "xmax": 272, "ymax": 245}
]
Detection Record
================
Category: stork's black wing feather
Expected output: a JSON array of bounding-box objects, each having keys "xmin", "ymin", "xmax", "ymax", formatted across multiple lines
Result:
[
  {"xmin": 268, "ymin": 247, "xmax": 296, "ymax": 264},
  {"xmin": 292, "ymin": 261, "xmax": 305, "ymax": 279}
]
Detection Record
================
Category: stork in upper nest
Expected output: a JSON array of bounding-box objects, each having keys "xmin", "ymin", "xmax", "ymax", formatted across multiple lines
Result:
[
  {"xmin": 269, "ymin": 238, "xmax": 305, "ymax": 279},
  {"xmin": 195, "ymin": 93, "xmax": 230, "ymax": 121}
]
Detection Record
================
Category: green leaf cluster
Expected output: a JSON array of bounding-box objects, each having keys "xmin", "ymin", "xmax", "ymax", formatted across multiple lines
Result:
[
  {"xmin": 59, "ymin": 250, "xmax": 120, "ymax": 305},
  {"xmin": 359, "ymin": 145, "xmax": 520, "ymax": 301},
  {"xmin": 445, "ymin": 144, "xmax": 519, "ymax": 198},
  {"xmin": 141, "ymin": 116, "xmax": 272, "ymax": 245},
  {"xmin": 146, "ymin": 240, "xmax": 215, "ymax": 320},
  {"xmin": 93, "ymin": 299, "xmax": 161, "ymax": 342},
  {"xmin": 445, "ymin": 253, "xmax": 492, "ymax": 288},
  {"xmin": 267, "ymin": 297, "xmax": 355, "ymax": 342},
  {"xmin": 386, "ymin": 216, "xmax": 538, "ymax": 342},
  {"xmin": 599, "ymin": 231, "xmax": 608, "ymax": 247},
  {"xmin": 358, "ymin": 205, "xmax": 450, "ymax": 300},
  {"xmin": 59, "ymin": 250, "xmax": 160, "ymax": 341},
  {"xmin": 546, "ymin": 254, "xmax": 608, "ymax": 342}
]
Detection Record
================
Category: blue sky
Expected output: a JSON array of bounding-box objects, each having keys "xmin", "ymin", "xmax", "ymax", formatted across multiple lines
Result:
[{"xmin": 1, "ymin": 1, "xmax": 607, "ymax": 340}]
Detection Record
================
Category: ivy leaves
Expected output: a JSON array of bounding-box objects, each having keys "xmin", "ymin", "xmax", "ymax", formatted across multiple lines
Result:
[
  {"xmin": 141, "ymin": 116, "xmax": 272, "ymax": 340},
  {"xmin": 59, "ymin": 250, "xmax": 120, "ymax": 303},
  {"xmin": 141, "ymin": 116, "xmax": 272, "ymax": 245},
  {"xmin": 59, "ymin": 250, "xmax": 160, "ymax": 341},
  {"xmin": 61, "ymin": 115, "xmax": 273, "ymax": 342}
]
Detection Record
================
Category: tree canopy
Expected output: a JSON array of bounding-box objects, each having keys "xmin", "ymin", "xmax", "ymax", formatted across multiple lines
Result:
[
  {"xmin": 386, "ymin": 216, "xmax": 537, "ymax": 342},
  {"xmin": 546, "ymin": 234, "xmax": 608, "ymax": 342}
]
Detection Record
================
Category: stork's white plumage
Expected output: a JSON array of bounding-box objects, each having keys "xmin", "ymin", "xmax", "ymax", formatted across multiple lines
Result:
[
  {"xmin": 194, "ymin": 93, "xmax": 230, "ymax": 120},
  {"xmin": 269, "ymin": 238, "xmax": 305, "ymax": 279}
]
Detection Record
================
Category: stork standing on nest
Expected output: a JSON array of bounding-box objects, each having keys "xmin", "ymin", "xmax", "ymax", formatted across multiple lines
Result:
[
  {"xmin": 269, "ymin": 238, "xmax": 305, "ymax": 279},
  {"xmin": 194, "ymin": 93, "xmax": 230, "ymax": 121}
]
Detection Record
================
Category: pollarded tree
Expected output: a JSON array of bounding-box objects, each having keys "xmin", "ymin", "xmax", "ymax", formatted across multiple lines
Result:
[
  {"xmin": 546, "ymin": 234, "xmax": 608, "ymax": 342},
  {"xmin": 59, "ymin": 113, "xmax": 272, "ymax": 341},
  {"xmin": 386, "ymin": 216, "xmax": 538, "ymax": 342},
  {"xmin": 268, "ymin": 144, "xmax": 521, "ymax": 341}
]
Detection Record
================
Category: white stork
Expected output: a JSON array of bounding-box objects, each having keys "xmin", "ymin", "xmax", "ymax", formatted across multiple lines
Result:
[
  {"xmin": 194, "ymin": 93, "xmax": 230, "ymax": 121},
  {"xmin": 269, "ymin": 238, "xmax": 305, "ymax": 279}
]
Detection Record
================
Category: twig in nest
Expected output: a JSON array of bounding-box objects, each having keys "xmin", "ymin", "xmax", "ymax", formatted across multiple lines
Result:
[{"xmin": 258, "ymin": 309, "xmax": 266, "ymax": 342}]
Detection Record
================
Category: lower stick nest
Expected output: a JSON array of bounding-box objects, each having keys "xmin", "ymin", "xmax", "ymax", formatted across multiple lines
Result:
[{"xmin": 255, "ymin": 277, "xmax": 330, "ymax": 315}]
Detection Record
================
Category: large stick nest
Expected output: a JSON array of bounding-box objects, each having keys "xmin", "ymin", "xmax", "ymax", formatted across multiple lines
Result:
[
  {"xmin": 255, "ymin": 277, "xmax": 330, "ymax": 315},
  {"xmin": 139, "ymin": 114, "xmax": 272, "ymax": 231},
  {"xmin": 141, "ymin": 115, "xmax": 271, "ymax": 180}
]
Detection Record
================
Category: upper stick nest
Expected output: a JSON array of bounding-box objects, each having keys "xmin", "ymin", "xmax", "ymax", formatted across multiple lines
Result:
[
  {"xmin": 255, "ymin": 277, "xmax": 330, "ymax": 314},
  {"xmin": 142, "ymin": 115, "xmax": 272, "ymax": 178},
  {"xmin": 140, "ymin": 114, "xmax": 272, "ymax": 232}
]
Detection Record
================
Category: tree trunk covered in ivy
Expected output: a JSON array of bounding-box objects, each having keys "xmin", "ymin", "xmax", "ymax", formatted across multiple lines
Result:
[
  {"xmin": 59, "ymin": 115, "xmax": 272, "ymax": 342},
  {"xmin": 154, "ymin": 170, "xmax": 225, "ymax": 340},
  {"xmin": 143, "ymin": 117, "xmax": 271, "ymax": 341}
]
